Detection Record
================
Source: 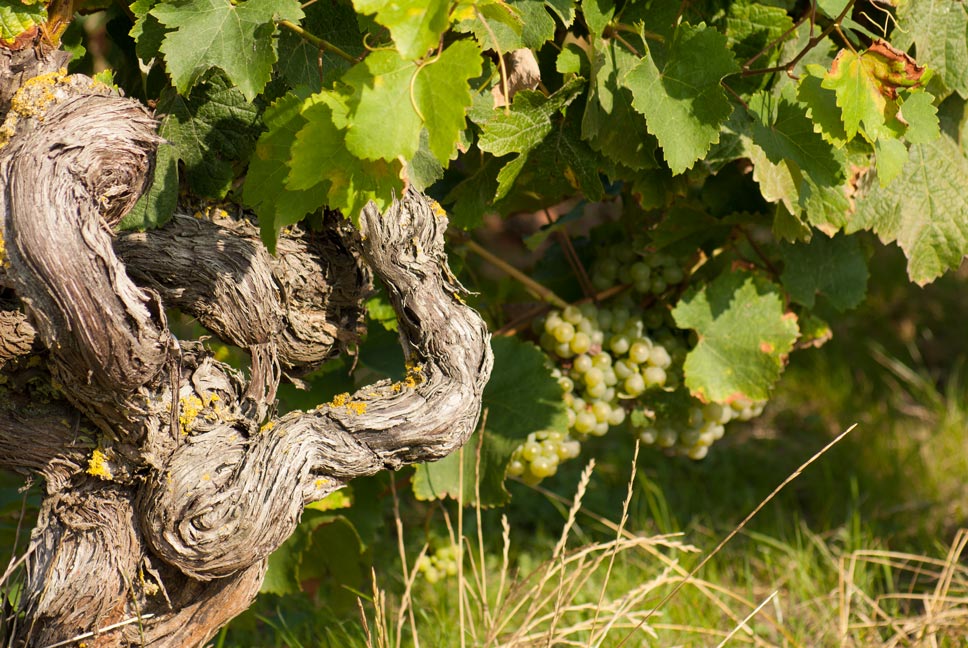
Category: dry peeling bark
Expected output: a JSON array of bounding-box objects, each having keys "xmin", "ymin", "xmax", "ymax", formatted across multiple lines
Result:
[{"xmin": 0, "ymin": 45, "xmax": 492, "ymax": 646}]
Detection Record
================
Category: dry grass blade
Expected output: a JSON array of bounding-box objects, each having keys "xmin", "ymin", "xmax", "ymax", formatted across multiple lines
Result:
[{"xmin": 616, "ymin": 423, "xmax": 858, "ymax": 647}]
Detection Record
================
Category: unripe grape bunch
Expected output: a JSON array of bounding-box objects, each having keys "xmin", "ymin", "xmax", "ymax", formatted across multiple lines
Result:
[
  {"xmin": 415, "ymin": 545, "xmax": 459, "ymax": 584},
  {"xmin": 508, "ymin": 241, "xmax": 767, "ymax": 484}
]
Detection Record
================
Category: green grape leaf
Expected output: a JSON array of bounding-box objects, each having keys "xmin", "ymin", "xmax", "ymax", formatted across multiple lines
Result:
[
  {"xmin": 243, "ymin": 91, "xmax": 328, "ymax": 253},
  {"xmin": 157, "ymin": 75, "xmax": 261, "ymax": 199},
  {"xmin": 152, "ymin": 0, "xmax": 302, "ymax": 101},
  {"xmin": 120, "ymin": 142, "xmax": 178, "ymax": 231},
  {"xmin": 405, "ymin": 129, "xmax": 445, "ymax": 191},
  {"xmin": 443, "ymin": 157, "xmax": 501, "ymax": 229},
  {"xmin": 797, "ymin": 65, "xmax": 849, "ymax": 147},
  {"xmin": 894, "ymin": 0, "xmax": 968, "ymax": 98},
  {"xmin": 515, "ymin": 0, "xmax": 555, "ymax": 48},
  {"xmin": 850, "ymin": 132, "xmax": 968, "ymax": 285},
  {"xmin": 476, "ymin": 78, "xmax": 583, "ymax": 155},
  {"xmin": 627, "ymin": 23, "xmax": 740, "ymax": 174},
  {"xmin": 413, "ymin": 337, "xmax": 568, "ymax": 506},
  {"xmin": 277, "ymin": 0, "xmax": 363, "ymax": 88},
  {"xmin": 453, "ymin": 0, "xmax": 524, "ymax": 52},
  {"xmin": 544, "ymin": 0, "xmax": 575, "ymax": 26},
  {"xmin": 780, "ymin": 234, "xmax": 868, "ymax": 311},
  {"xmin": 287, "ymin": 91, "xmax": 404, "ymax": 222},
  {"xmin": 581, "ymin": 0, "xmax": 613, "ymax": 37},
  {"xmin": 352, "ymin": 0, "xmax": 449, "ymax": 59},
  {"xmin": 582, "ymin": 39, "xmax": 658, "ymax": 170},
  {"xmin": 500, "ymin": 96, "xmax": 604, "ymax": 203},
  {"xmin": 873, "ymin": 136, "xmax": 908, "ymax": 187},
  {"xmin": 898, "ymin": 90, "xmax": 940, "ymax": 144},
  {"xmin": 725, "ymin": 0, "xmax": 794, "ymax": 91},
  {"xmin": 0, "ymin": 0, "xmax": 45, "ymax": 43},
  {"xmin": 130, "ymin": 0, "xmax": 167, "ymax": 61},
  {"xmin": 672, "ymin": 272, "xmax": 799, "ymax": 403},
  {"xmin": 747, "ymin": 91, "xmax": 846, "ymax": 186},
  {"xmin": 344, "ymin": 41, "xmax": 481, "ymax": 163}
]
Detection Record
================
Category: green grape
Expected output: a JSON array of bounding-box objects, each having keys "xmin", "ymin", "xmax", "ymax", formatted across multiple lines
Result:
[
  {"xmin": 531, "ymin": 456, "xmax": 556, "ymax": 478},
  {"xmin": 586, "ymin": 382, "xmax": 607, "ymax": 398},
  {"xmin": 630, "ymin": 262, "xmax": 651, "ymax": 283},
  {"xmin": 629, "ymin": 341, "xmax": 651, "ymax": 365},
  {"xmin": 592, "ymin": 421, "xmax": 609, "ymax": 437},
  {"xmin": 650, "ymin": 277, "xmax": 668, "ymax": 294},
  {"xmin": 573, "ymin": 354, "xmax": 593, "ymax": 374},
  {"xmin": 608, "ymin": 406, "xmax": 626, "ymax": 426},
  {"xmin": 609, "ymin": 334, "xmax": 630, "ymax": 355},
  {"xmin": 508, "ymin": 459, "xmax": 525, "ymax": 477},
  {"xmin": 663, "ymin": 265, "xmax": 685, "ymax": 285},
  {"xmin": 559, "ymin": 439, "xmax": 581, "ymax": 459},
  {"xmin": 570, "ymin": 332, "xmax": 592, "ymax": 354},
  {"xmin": 522, "ymin": 441, "xmax": 541, "ymax": 462},
  {"xmin": 686, "ymin": 444, "xmax": 709, "ymax": 460},
  {"xmin": 614, "ymin": 359, "xmax": 634, "ymax": 379},
  {"xmin": 591, "ymin": 400, "xmax": 612, "ymax": 422},
  {"xmin": 591, "ymin": 352, "xmax": 612, "ymax": 369},
  {"xmin": 648, "ymin": 346, "xmax": 672, "ymax": 368},
  {"xmin": 643, "ymin": 366, "xmax": 666, "ymax": 387},
  {"xmin": 558, "ymin": 376, "xmax": 575, "ymax": 393},
  {"xmin": 574, "ymin": 411, "xmax": 596, "ymax": 434},
  {"xmin": 562, "ymin": 305, "xmax": 582, "ymax": 324},
  {"xmin": 657, "ymin": 428, "xmax": 678, "ymax": 448},
  {"xmin": 623, "ymin": 373, "xmax": 646, "ymax": 396},
  {"xmin": 553, "ymin": 322, "xmax": 575, "ymax": 343},
  {"xmin": 583, "ymin": 367, "xmax": 604, "ymax": 387}
]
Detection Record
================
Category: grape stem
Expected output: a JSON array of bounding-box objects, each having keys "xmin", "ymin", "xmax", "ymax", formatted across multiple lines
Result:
[
  {"xmin": 544, "ymin": 209, "xmax": 596, "ymax": 299},
  {"xmin": 276, "ymin": 20, "xmax": 359, "ymax": 63},
  {"xmin": 463, "ymin": 239, "xmax": 570, "ymax": 309}
]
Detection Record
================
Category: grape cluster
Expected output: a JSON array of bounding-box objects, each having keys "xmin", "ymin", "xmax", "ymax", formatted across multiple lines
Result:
[
  {"xmin": 415, "ymin": 545, "xmax": 458, "ymax": 584},
  {"xmin": 506, "ymin": 239, "xmax": 771, "ymax": 484}
]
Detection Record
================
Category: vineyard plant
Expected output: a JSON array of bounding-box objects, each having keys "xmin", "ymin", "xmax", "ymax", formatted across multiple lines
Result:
[{"xmin": 0, "ymin": 0, "xmax": 967, "ymax": 644}]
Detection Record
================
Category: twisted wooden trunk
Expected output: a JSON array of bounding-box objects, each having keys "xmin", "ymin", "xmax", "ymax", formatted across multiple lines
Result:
[{"xmin": 0, "ymin": 45, "xmax": 491, "ymax": 646}]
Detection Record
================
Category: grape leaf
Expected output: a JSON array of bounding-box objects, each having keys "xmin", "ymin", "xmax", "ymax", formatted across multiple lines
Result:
[
  {"xmin": 475, "ymin": 78, "xmax": 584, "ymax": 199},
  {"xmin": 352, "ymin": 0, "xmax": 449, "ymax": 59},
  {"xmin": 780, "ymin": 234, "xmax": 868, "ymax": 311},
  {"xmin": 0, "ymin": 0, "xmax": 45, "ymax": 43},
  {"xmin": 120, "ymin": 142, "xmax": 178, "ymax": 231},
  {"xmin": 453, "ymin": 0, "xmax": 524, "ymax": 52},
  {"xmin": 515, "ymin": 0, "xmax": 555, "ymax": 48},
  {"xmin": 627, "ymin": 23, "xmax": 740, "ymax": 174},
  {"xmin": 343, "ymin": 41, "xmax": 482, "ymax": 163},
  {"xmin": 277, "ymin": 0, "xmax": 363, "ymax": 88},
  {"xmin": 582, "ymin": 39, "xmax": 658, "ymax": 170},
  {"xmin": 747, "ymin": 91, "xmax": 846, "ymax": 186},
  {"xmin": 130, "ymin": 0, "xmax": 167, "ymax": 62},
  {"xmin": 899, "ymin": 90, "xmax": 940, "ymax": 144},
  {"xmin": 725, "ymin": 0, "xmax": 794, "ymax": 92},
  {"xmin": 157, "ymin": 75, "xmax": 261, "ymax": 199},
  {"xmin": 413, "ymin": 337, "xmax": 568, "ymax": 506},
  {"xmin": 544, "ymin": 0, "xmax": 575, "ymax": 27},
  {"xmin": 152, "ymin": 0, "xmax": 302, "ymax": 101},
  {"xmin": 500, "ymin": 95, "xmax": 605, "ymax": 203},
  {"xmin": 287, "ymin": 91, "xmax": 404, "ymax": 222},
  {"xmin": 672, "ymin": 271, "xmax": 799, "ymax": 403},
  {"xmin": 820, "ymin": 42, "xmax": 928, "ymax": 143},
  {"xmin": 581, "ymin": 0, "xmax": 613, "ymax": 37},
  {"xmin": 850, "ymin": 133, "xmax": 968, "ymax": 285},
  {"xmin": 797, "ymin": 66, "xmax": 848, "ymax": 147},
  {"xmin": 894, "ymin": 0, "xmax": 968, "ymax": 99},
  {"xmin": 243, "ymin": 91, "xmax": 328, "ymax": 252}
]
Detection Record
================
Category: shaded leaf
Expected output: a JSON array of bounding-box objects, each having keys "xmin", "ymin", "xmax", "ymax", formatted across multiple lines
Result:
[
  {"xmin": 894, "ymin": 0, "xmax": 968, "ymax": 98},
  {"xmin": 157, "ymin": 75, "xmax": 261, "ymax": 199},
  {"xmin": 780, "ymin": 233, "xmax": 868, "ymax": 311},
  {"xmin": 120, "ymin": 142, "xmax": 178, "ymax": 231}
]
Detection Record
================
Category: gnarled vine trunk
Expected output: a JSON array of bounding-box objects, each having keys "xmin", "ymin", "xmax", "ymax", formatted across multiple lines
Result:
[{"xmin": 0, "ymin": 44, "xmax": 492, "ymax": 646}]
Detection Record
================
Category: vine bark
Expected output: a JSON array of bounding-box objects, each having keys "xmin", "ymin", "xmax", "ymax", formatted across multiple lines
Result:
[{"xmin": 0, "ymin": 45, "xmax": 491, "ymax": 646}]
